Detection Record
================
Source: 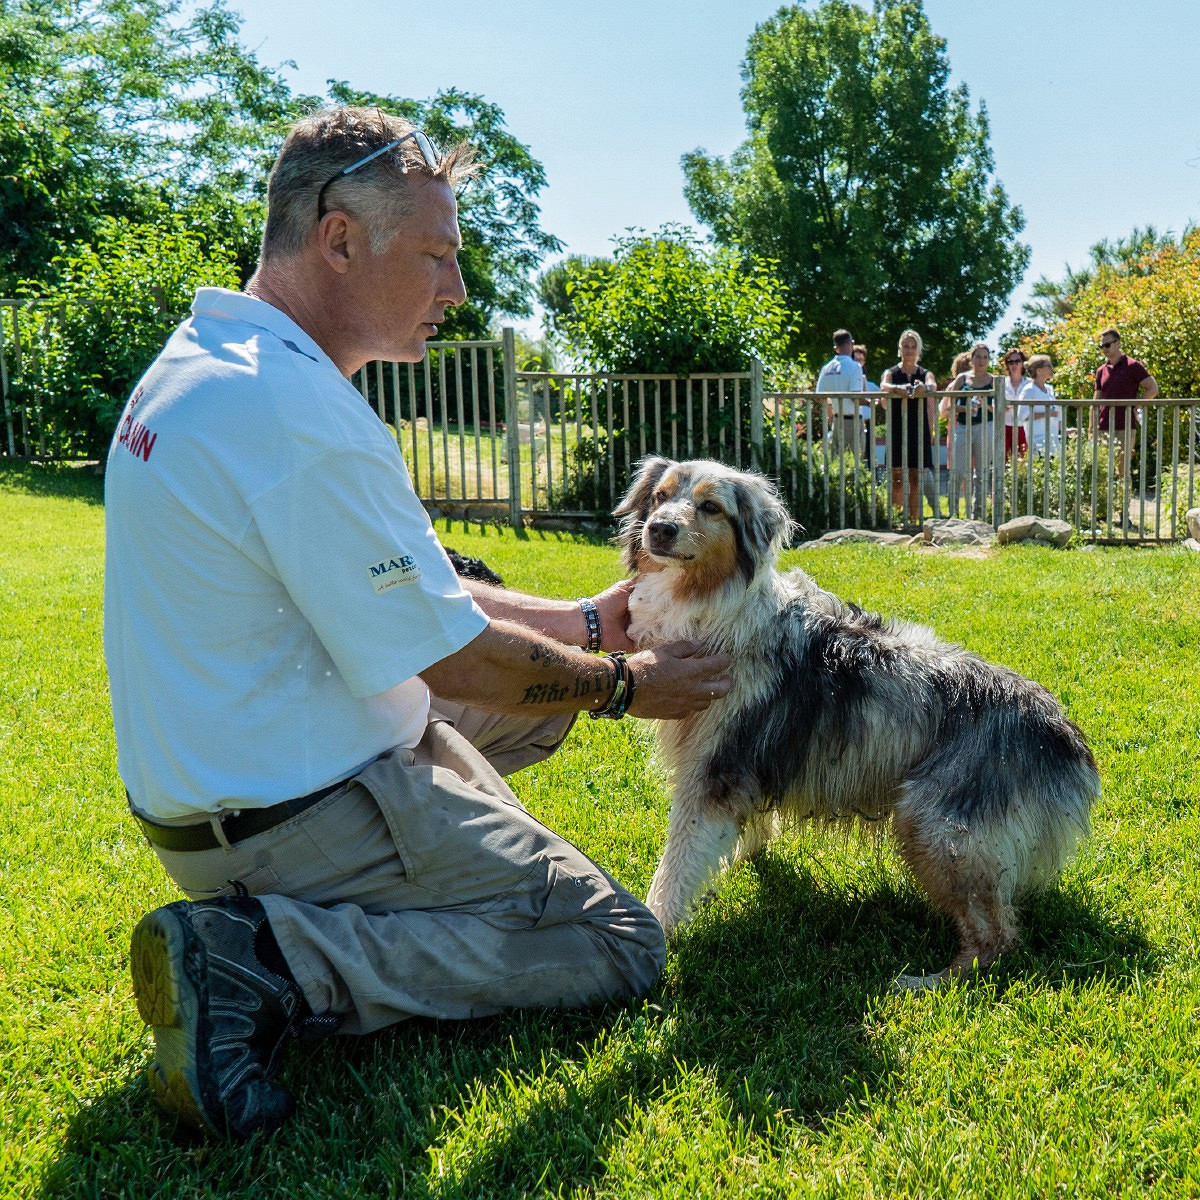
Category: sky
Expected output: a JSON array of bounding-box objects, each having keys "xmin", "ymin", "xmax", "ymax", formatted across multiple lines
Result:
[{"xmin": 234, "ymin": 0, "xmax": 1200, "ymax": 351}]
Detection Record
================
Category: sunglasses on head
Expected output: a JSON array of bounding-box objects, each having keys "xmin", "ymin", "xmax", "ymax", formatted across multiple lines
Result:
[{"xmin": 316, "ymin": 129, "xmax": 441, "ymax": 220}]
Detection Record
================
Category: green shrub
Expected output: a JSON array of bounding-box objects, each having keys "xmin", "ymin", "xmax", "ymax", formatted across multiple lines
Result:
[{"xmin": 14, "ymin": 213, "xmax": 240, "ymax": 458}]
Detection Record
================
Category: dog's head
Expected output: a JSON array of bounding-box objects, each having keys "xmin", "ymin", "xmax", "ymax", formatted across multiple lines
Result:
[{"xmin": 613, "ymin": 457, "xmax": 795, "ymax": 592}]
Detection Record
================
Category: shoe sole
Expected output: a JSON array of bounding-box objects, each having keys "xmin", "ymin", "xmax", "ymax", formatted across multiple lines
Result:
[{"xmin": 130, "ymin": 907, "xmax": 221, "ymax": 1136}]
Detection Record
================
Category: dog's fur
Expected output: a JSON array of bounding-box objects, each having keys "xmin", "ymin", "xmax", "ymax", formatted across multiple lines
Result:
[{"xmin": 616, "ymin": 456, "xmax": 1098, "ymax": 989}]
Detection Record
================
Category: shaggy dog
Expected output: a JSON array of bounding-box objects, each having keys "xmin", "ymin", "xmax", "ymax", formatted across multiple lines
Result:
[{"xmin": 616, "ymin": 456, "xmax": 1098, "ymax": 989}]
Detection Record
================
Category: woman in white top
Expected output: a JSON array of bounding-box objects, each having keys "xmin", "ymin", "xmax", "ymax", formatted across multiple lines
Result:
[
  {"xmin": 1002, "ymin": 348, "xmax": 1028, "ymax": 458},
  {"xmin": 1018, "ymin": 354, "xmax": 1062, "ymax": 457}
]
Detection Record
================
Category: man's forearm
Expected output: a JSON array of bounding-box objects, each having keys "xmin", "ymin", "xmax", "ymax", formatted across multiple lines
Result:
[
  {"xmin": 420, "ymin": 620, "xmax": 612, "ymax": 716},
  {"xmin": 462, "ymin": 578, "xmax": 588, "ymax": 647}
]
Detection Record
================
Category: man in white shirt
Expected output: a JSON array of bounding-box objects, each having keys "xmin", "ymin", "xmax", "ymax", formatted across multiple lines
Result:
[
  {"xmin": 106, "ymin": 106, "xmax": 731, "ymax": 1140},
  {"xmin": 815, "ymin": 329, "xmax": 866, "ymax": 463}
]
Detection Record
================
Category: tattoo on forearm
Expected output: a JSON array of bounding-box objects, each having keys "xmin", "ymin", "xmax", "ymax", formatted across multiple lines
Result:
[{"xmin": 519, "ymin": 670, "xmax": 606, "ymax": 706}]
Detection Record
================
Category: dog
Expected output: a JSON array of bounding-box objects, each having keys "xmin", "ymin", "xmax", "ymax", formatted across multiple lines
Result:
[{"xmin": 615, "ymin": 456, "xmax": 1099, "ymax": 989}]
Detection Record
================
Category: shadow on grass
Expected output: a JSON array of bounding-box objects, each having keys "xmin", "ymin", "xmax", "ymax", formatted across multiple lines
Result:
[
  {"xmin": 0, "ymin": 458, "xmax": 105, "ymax": 505},
  {"xmin": 43, "ymin": 855, "xmax": 1151, "ymax": 1200}
]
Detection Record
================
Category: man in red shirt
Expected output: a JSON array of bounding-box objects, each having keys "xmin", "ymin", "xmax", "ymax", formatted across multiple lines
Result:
[{"xmin": 1091, "ymin": 329, "xmax": 1159, "ymax": 529}]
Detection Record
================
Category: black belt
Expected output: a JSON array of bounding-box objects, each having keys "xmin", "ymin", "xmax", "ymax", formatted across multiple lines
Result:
[{"xmin": 133, "ymin": 779, "xmax": 350, "ymax": 852}]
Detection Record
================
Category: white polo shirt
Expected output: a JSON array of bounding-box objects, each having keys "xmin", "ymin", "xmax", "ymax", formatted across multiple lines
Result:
[
  {"xmin": 104, "ymin": 288, "xmax": 488, "ymax": 820},
  {"xmin": 815, "ymin": 354, "xmax": 866, "ymax": 418}
]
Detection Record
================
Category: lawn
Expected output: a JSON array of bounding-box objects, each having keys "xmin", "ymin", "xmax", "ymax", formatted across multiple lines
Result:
[{"xmin": 2, "ymin": 458, "xmax": 1199, "ymax": 1199}]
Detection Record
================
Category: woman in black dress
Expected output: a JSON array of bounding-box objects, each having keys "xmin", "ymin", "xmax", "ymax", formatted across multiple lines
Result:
[{"xmin": 881, "ymin": 329, "xmax": 940, "ymax": 524}]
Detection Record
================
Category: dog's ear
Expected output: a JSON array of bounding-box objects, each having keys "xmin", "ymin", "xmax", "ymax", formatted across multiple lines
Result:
[
  {"xmin": 613, "ymin": 456, "xmax": 672, "ymax": 573},
  {"xmin": 732, "ymin": 473, "xmax": 796, "ymax": 583}
]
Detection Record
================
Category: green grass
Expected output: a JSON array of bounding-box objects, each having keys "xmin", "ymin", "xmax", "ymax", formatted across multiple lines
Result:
[{"xmin": 3, "ymin": 457, "xmax": 1200, "ymax": 1198}]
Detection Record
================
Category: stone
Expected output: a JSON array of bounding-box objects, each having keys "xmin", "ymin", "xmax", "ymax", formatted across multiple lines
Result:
[
  {"xmin": 996, "ymin": 515, "xmax": 1075, "ymax": 547},
  {"xmin": 922, "ymin": 518, "xmax": 997, "ymax": 548},
  {"xmin": 798, "ymin": 528, "xmax": 915, "ymax": 548},
  {"xmin": 1187, "ymin": 508, "xmax": 1200, "ymax": 541},
  {"xmin": 1182, "ymin": 538, "xmax": 1200, "ymax": 553}
]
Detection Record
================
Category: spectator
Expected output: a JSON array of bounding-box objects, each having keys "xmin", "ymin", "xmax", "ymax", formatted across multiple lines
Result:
[
  {"xmin": 1002, "ymin": 348, "xmax": 1028, "ymax": 458},
  {"xmin": 105, "ymin": 105, "xmax": 732, "ymax": 1140},
  {"xmin": 1092, "ymin": 328, "xmax": 1159, "ymax": 528},
  {"xmin": 815, "ymin": 328, "xmax": 866, "ymax": 464},
  {"xmin": 1018, "ymin": 354, "xmax": 1062, "ymax": 458},
  {"xmin": 881, "ymin": 330, "xmax": 941, "ymax": 524},
  {"xmin": 853, "ymin": 343, "xmax": 881, "ymax": 463},
  {"xmin": 940, "ymin": 342, "xmax": 995, "ymax": 518}
]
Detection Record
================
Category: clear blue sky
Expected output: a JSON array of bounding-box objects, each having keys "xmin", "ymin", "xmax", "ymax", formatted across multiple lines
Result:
[{"xmin": 235, "ymin": 0, "xmax": 1200, "ymax": 350}]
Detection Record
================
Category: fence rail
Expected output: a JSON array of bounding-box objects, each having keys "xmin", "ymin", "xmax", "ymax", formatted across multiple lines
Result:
[{"xmin": 4, "ymin": 307, "xmax": 1198, "ymax": 541}]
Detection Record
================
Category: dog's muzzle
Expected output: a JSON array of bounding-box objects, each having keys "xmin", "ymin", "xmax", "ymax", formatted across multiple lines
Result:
[{"xmin": 646, "ymin": 518, "xmax": 679, "ymax": 553}]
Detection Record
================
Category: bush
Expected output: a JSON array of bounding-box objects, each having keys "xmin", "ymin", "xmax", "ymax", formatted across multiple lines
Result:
[
  {"xmin": 13, "ymin": 213, "xmax": 240, "ymax": 458},
  {"xmin": 1006, "ymin": 435, "xmax": 1117, "ymax": 529}
]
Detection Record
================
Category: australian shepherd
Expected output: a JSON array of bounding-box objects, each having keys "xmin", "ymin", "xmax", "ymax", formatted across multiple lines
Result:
[{"xmin": 616, "ymin": 456, "xmax": 1098, "ymax": 989}]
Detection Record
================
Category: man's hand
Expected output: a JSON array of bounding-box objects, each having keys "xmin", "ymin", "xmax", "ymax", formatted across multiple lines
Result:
[
  {"xmin": 591, "ymin": 578, "xmax": 637, "ymax": 652},
  {"xmin": 627, "ymin": 640, "xmax": 732, "ymax": 720}
]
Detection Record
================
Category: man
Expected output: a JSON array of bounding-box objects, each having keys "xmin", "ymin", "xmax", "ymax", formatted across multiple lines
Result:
[
  {"xmin": 105, "ymin": 106, "xmax": 731, "ymax": 1140},
  {"xmin": 1091, "ymin": 329, "xmax": 1159, "ymax": 527},
  {"xmin": 815, "ymin": 329, "xmax": 866, "ymax": 463}
]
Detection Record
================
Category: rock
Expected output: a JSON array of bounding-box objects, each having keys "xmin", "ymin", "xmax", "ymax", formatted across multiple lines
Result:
[
  {"xmin": 798, "ymin": 528, "xmax": 915, "ymax": 548},
  {"xmin": 996, "ymin": 515, "xmax": 1074, "ymax": 547},
  {"xmin": 1182, "ymin": 537, "xmax": 1200, "ymax": 553},
  {"xmin": 922, "ymin": 519, "xmax": 997, "ymax": 548},
  {"xmin": 1187, "ymin": 508, "xmax": 1200, "ymax": 541}
]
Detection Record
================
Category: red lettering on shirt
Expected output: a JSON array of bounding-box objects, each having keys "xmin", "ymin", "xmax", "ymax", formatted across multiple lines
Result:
[{"xmin": 118, "ymin": 414, "xmax": 158, "ymax": 461}]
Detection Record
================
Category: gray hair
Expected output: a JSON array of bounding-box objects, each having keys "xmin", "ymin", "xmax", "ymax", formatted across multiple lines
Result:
[{"xmin": 260, "ymin": 106, "xmax": 480, "ymax": 261}]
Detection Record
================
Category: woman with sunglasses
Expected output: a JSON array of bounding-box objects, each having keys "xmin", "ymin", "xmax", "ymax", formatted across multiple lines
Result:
[
  {"xmin": 1003, "ymin": 349, "xmax": 1028, "ymax": 458},
  {"xmin": 881, "ymin": 330, "xmax": 941, "ymax": 524}
]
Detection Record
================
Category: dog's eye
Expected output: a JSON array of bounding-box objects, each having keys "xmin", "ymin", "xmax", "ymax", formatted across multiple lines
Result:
[
  {"xmin": 699, "ymin": 500, "xmax": 722, "ymax": 516},
  {"xmin": 651, "ymin": 490, "xmax": 666, "ymax": 506}
]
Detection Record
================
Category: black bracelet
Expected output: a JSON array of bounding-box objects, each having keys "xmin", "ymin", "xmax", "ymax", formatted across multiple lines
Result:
[
  {"xmin": 577, "ymin": 597, "xmax": 602, "ymax": 653},
  {"xmin": 589, "ymin": 652, "xmax": 633, "ymax": 720}
]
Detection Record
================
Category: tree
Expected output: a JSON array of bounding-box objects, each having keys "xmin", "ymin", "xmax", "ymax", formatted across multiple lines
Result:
[
  {"xmin": 1019, "ymin": 228, "xmax": 1200, "ymax": 402},
  {"xmin": 0, "ymin": 0, "xmax": 292, "ymax": 293},
  {"xmin": 536, "ymin": 253, "xmax": 614, "ymax": 337},
  {"xmin": 325, "ymin": 83, "xmax": 563, "ymax": 341},
  {"xmin": 560, "ymin": 225, "xmax": 794, "ymax": 376},
  {"xmin": 1023, "ymin": 226, "xmax": 1192, "ymax": 323},
  {"xmin": 681, "ymin": 0, "xmax": 1028, "ymax": 371}
]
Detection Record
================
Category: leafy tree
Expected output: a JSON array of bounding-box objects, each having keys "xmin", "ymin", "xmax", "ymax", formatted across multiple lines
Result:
[
  {"xmin": 681, "ymin": 0, "xmax": 1028, "ymax": 371},
  {"xmin": 0, "ymin": 0, "xmax": 292, "ymax": 292},
  {"xmin": 536, "ymin": 254, "xmax": 614, "ymax": 336},
  {"xmin": 1018, "ymin": 228, "xmax": 1200, "ymax": 403},
  {"xmin": 13, "ymin": 212, "xmax": 241, "ymax": 457},
  {"xmin": 326, "ymin": 83, "xmax": 563, "ymax": 341},
  {"xmin": 1023, "ymin": 226, "xmax": 1192, "ymax": 323},
  {"xmin": 560, "ymin": 225, "xmax": 795, "ymax": 376}
]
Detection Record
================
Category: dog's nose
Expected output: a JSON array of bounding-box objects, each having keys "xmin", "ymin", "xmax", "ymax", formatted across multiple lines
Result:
[{"xmin": 647, "ymin": 519, "xmax": 679, "ymax": 543}]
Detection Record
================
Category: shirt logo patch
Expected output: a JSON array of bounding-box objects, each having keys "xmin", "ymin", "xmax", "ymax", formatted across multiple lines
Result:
[{"xmin": 367, "ymin": 553, "xmax": 422, "ymax": 594}]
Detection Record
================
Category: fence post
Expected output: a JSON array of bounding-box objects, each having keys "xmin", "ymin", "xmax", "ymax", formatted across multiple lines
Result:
[
  {"xmin": 501, "ymin": 327, "xmax": 524, "ymax": 529},
  {"xmin": 750, "ymin": 357, "xmax": 764, "ymax": 469},
  {"xmin": 991, "ymin": 374, "xmax": 1006, "ymax": 526}
]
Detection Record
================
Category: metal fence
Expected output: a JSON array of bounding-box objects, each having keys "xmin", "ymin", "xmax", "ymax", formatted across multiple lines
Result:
[{"xmin": 4, "ymin": 306, "xmax": 1198, "ymax": 541}]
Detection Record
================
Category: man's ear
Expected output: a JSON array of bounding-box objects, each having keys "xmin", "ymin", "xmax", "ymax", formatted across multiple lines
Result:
[{"xmin": 315, "ymin": 212, "xmax": 357, "ymax": 275}]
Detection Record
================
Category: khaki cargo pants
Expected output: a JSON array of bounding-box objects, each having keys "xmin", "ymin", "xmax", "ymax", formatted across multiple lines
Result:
[{"xmin": 135, "ymin": 703, "xmax": 666, "ymax": 1035}]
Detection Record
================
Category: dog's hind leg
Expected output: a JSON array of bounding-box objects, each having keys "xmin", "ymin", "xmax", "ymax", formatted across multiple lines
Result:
[
  {"xmin": 890, "ymin": 802, "xmax": 1020, "ymax": 991},
  {"xmin": 646, "ymin": 793, "xmax": 741, "ymax": 933}
]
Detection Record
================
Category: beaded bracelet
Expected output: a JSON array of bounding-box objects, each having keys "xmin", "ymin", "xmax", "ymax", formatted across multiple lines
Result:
[
  {"xmin": 589, "ymin": 652, "xmax": 636, "ymax": 720},
  {"xmin": 577, "ymin": 596, "xmax": 602, "ymax": 653}
]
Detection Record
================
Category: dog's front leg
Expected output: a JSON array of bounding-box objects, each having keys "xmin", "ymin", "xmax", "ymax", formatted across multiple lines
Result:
[{"xmin": 646, "ymin": 791, "xmax": 740, "ymax": 933}]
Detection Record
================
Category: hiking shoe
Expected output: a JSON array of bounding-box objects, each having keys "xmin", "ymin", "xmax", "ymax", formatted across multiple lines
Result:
[{"xmin": 131, "ymin": 897, "xmax": 309, "ymax": 1138}]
